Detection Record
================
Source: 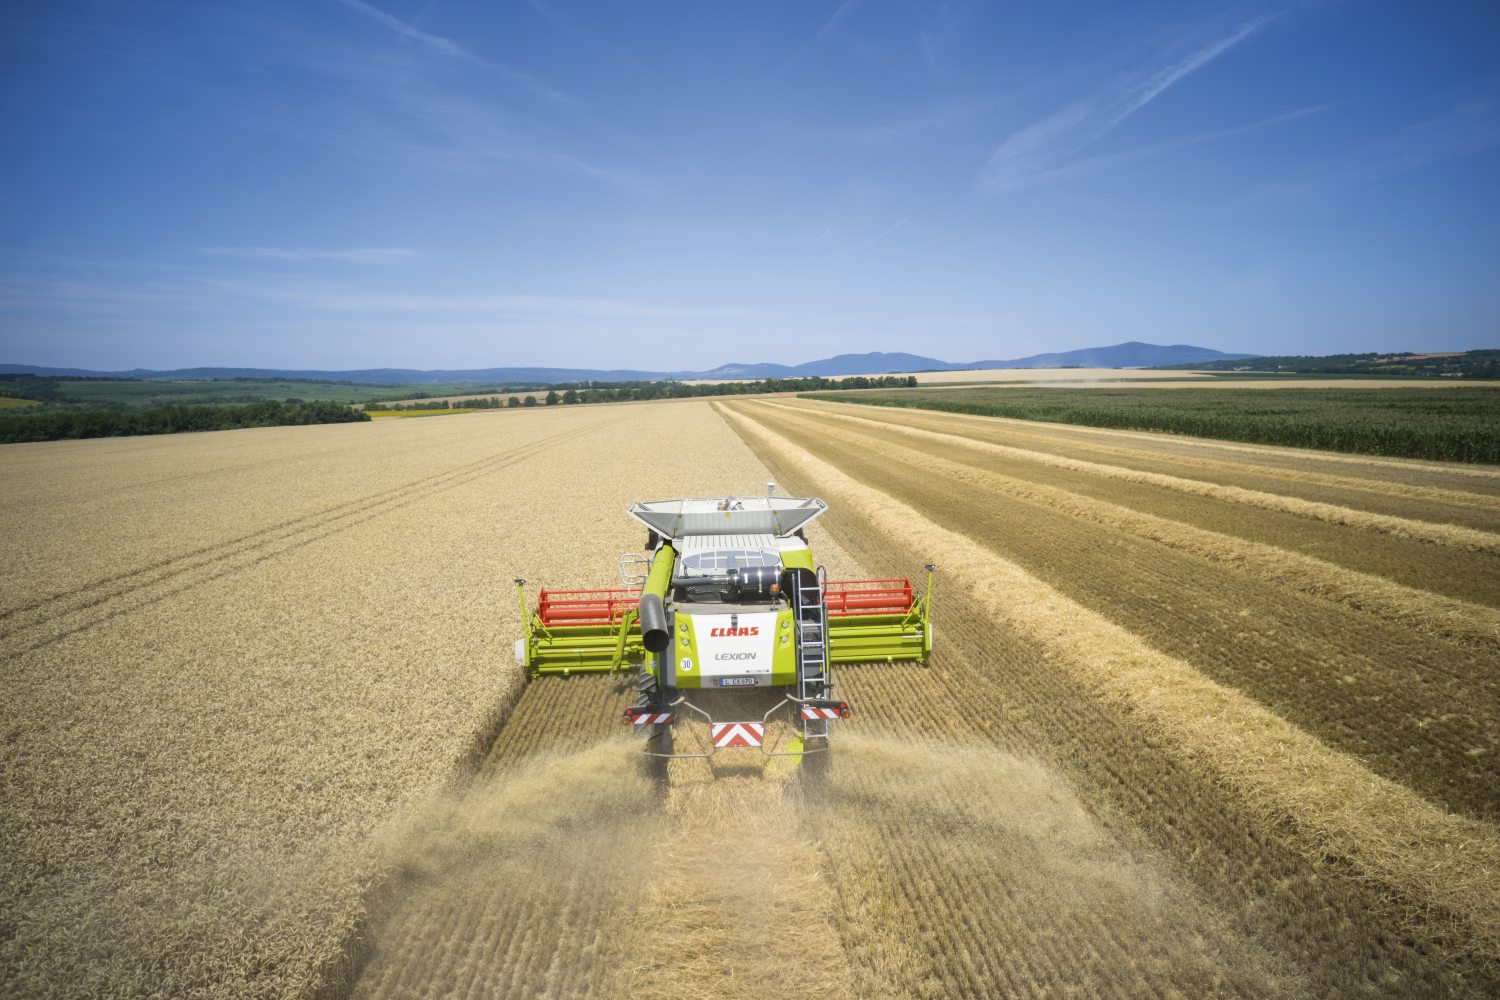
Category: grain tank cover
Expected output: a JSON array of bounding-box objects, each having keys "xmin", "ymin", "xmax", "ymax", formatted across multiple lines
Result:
[{"xmin": 627, "ymin": 496, "xmax": 828, "ymax": 540}]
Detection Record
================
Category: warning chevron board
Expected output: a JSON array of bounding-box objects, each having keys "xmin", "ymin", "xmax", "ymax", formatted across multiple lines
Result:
[
  {"xmin": 631, "ymin": 711, "xmax": 672, "ymax": 725},
  {"xmin": 800, "ymin": 706, "xmax": 841, "ymax": 720},
  {"xmin": 711, "ymin": 721, "xmax": 765, "ymax": 748}
]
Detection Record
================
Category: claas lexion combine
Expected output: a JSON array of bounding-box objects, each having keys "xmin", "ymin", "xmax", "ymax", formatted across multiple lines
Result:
[{"xmin": 514, "ymin": 486, "xmax": 933, "ymax": 759}]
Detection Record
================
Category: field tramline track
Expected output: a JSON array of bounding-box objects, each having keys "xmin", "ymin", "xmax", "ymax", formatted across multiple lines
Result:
[
  {"xmin": 0, "ymin": 420, "xmax": 608, "ymax": 654},
  {"xmin": 1, "ymin": 417, "xmax": 606, "ymax": 625}
]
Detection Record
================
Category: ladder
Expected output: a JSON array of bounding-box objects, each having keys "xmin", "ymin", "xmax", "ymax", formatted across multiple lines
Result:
[{"xmin": 793, "ymin": 566, "xmax": 831, "ymax": 740}]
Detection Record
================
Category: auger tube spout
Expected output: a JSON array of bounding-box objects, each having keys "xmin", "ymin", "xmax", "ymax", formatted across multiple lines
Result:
[
  {"xmin": 637, "ymin": 544, "xmax": 676, "ymax": 654},
  {"xmin": 638, "ymin": 594, "xmax": 670, "ymax": 653}
]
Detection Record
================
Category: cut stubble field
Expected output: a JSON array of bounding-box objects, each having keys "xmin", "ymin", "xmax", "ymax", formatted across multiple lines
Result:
[{"xmin": 3, "ymin": 394, "xmax": 1498, "ymax": 998}]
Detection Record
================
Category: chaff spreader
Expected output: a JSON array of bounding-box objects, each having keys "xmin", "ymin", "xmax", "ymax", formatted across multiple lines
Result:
[{"xmin": 514, "ymin": 488, "xmax": 933, "ymax": 757}]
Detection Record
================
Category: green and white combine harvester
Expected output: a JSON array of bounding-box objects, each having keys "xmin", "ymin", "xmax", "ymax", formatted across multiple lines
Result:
[{"xmin": 514, "ymin": 487, "xmax": 934, "ymax": 758}]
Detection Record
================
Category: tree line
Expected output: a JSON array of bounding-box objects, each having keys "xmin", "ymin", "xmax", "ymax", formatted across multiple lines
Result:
[
  {"xmin": 1162, "ymin": 350, "xmax": 1500, "ymax": 379},
  {"xmin": 369, "ymin": 374, "xmax": 920, "ymax": 411},
  {"xmin": 0, "ymin": 399, "xmax": 369, "ymax": 444},
  {"xmin": 0, "ymin": 373, "xmax": 922, "ymax": 441}
]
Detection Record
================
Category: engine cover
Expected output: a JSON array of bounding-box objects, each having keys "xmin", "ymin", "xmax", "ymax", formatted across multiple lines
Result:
[{"xmin": 672, "ymin": 611, "xmax": 794, "ymax": 689}]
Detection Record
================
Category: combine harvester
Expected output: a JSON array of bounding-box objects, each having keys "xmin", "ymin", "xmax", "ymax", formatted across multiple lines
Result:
[{"xmin": 515, "ymin": 486, "xmax": 933, "ymax": 759}]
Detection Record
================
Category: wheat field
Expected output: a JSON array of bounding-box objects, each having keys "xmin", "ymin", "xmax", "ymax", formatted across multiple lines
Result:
[{"xmin": 3, "ymin": 395, "xmax": 1498, "ymax": 997}]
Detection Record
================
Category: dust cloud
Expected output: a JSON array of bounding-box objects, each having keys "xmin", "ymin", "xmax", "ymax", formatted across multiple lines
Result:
[{"xmin": 352, "ymin": 728, "xmax": 1297, "ymax": 999}]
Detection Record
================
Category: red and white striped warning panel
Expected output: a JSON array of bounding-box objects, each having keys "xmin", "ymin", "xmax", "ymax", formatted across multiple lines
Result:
[
  {"xmin": 623, "ymin": 707, "xmax": 674, "ymax": 725},
  {"xmin": 711, "ymin": 722, "xmax": 765, "ymax": 748},
  {"xmin": 800, "ymin": 706, "xmax": 841, "ymax": 721},
  {"xmin": 632, "ymin": 712, "xmax": 672, "ymax": 725}
]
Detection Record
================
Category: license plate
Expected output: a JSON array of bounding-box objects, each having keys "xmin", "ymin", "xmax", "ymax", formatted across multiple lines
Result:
[{"xmin": 718, "ymin": 677, "xmax": 757, "ymax": 687}]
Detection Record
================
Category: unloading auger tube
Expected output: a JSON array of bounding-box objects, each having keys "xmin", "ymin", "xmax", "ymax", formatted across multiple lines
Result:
[{"xmin": 513, "ymin": 493, "xmax": 934, "ymax": 759}]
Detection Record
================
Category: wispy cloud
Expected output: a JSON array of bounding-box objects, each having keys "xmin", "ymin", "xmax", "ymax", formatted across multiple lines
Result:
[
  {"xmin": 1011, "ymin": 104, "xmax": 1329, "ymax": 189},
  {"xmin": 197, "ymin": 246, "xmax": 419, "ymax": 264},
  {"xmin": 521, "ymin": 0, "xmax": 577, "ymax": 38},
  {"xmin": 819, "ymin": 0, "xmax": 873, "ymax": 38},
  {"xmin": 0, "ymin": 270, "xmax": 780, "ymax": 368},
  {"xmin": 335, "ymin": 0, "xmax": 476, "ymax": 63},
  {"xmin": 0, "ymin": 275, "xmax": 202, "ymax": 312},
  {"xmin": 918, "ymin": 1, "xmax": 968, "ymax": 79},
  {"xmin": 1237, "ymin": 94, "xmax": 1500, "ymax": 204},
  {"xmin": 773, "ymin": 0, "xmax": 873, "ymax": 78},
  {"xmin": 1340, "ymin": 97, "xmax": 1500, "ymax": 183},
  {"xmin": 920, "ymin": 31, "xmax": 939, "ymax": 76},
  {"xmin": 0, "ymin": 266, "xmax": 778, "ymax": 328},
  {"xmin": 248, "ymin": 288, "xmax": 777, "ymax": 322},
  {"xmin": 872, "ymin": 217, "xmax": 908, "ymax": 243},
  {"xmin": 980, "ymin": 17, "xmax": 1270, "ymax": 192},
  {"xmin": 247, "ymin": 35, "xmax": 634, "ymax": 191},
  {"xmin": 1110, "ymin": 19, "xmax": 1267, "ymax": 132},
  {"xmin": 333, "ymin": 0, "xmax": 575, "ymax": 104}
]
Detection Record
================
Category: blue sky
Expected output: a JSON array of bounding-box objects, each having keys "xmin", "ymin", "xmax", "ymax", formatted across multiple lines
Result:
[{"xmin": 1, "ymin": 0, "xmax": 1496, "ymax": 371}]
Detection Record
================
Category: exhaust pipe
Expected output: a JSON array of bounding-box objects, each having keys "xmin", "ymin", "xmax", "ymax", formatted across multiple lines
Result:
[{"xmin": 638, "ymin": 593, "xmax": 670, "ymax": 653}]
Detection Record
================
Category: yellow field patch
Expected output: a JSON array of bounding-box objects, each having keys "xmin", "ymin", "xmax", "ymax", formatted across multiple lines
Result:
[
  {"xmin": 364, "ymin": 408, "xmax": 476, "ymax": 418},
  {"xmin": 0, "ymin": 396, "xmax": 40, "ymax": 408}
]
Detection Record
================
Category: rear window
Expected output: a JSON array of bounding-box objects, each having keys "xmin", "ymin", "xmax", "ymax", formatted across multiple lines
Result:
[{"xmin": 677, "ymin": 549, "xmax": 779, "ymax": 578}]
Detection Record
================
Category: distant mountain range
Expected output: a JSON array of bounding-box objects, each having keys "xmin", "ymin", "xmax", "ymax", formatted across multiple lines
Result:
[{"xmin": 2, "ymin": 342, "xmax": 1256, "ymax": 385}]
